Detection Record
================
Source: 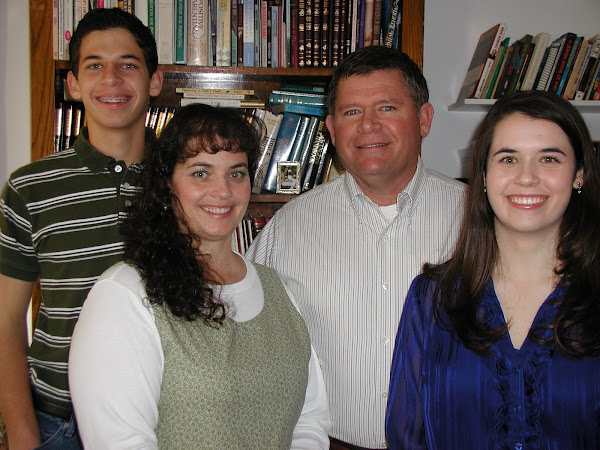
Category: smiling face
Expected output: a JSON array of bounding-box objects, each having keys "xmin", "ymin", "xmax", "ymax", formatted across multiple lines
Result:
[
  {"xmin": 485, "ymin": 113, "xmax": 583, "ymax": 240},
  {"xmin": 170, "ymin": 150, "xmax": 251, "ymax": 252},
  {"xmin": 326, "ymin": 69, "xmax": 434, "ymax": 200},
  {"xmin": 66, "ymin": 28, "xmax": 162, "ymax": 136}
]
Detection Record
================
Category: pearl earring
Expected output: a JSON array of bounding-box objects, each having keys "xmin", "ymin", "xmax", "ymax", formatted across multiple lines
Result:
[{"xmin": 577, "ymin": 182, "xmax": 582, "ymax": 195}]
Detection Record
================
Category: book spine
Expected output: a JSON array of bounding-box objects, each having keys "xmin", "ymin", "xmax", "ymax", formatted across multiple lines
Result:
[
  {"xmin": 270, "ymin": 103, "xmax": 327, "ymax": 116},
  {"xmin": 305, "ymin": 0, "xmax": 313, "ymax": 67},
  {"xmin": 157, "ymin": 0, "xmax": 174, "ymax": 64},
  {"xmin": 216, "ymin": 0, "xmax": 232, "ymax": 65},
  {"xmin": 557, "ymin": 36, "xmax": 582, "ymax": 96},
  {"xmin": 135, "ymin": 0, "xmax": 149, "ymax": 26},
  {"xmin": 263, "ymin": 113, "xmax": 303, "ymax": 192},
  {"xmin": 289, "ymin": 0, "xmax": 299, "ymax": 67},
  {"xmin": 188, "ymin": 0, "xmax": 209, "ymax": 66},
  {"xmin": 384, "ymin": 0, "xmax": 400, "ymax": 48},
  {"xmin": 321, "ymin": 0, "xmax": 330, "ymax": 67},
  {"xmin": 357, "ymin": 0, "xmax": 365, "ymax": 49},
  {"xmin": 474, "ymin": 24, "xmax": 507, "ymax": 99},
  {"xmin": 331, "ymin": 0, "xmax": 341, "ymax": 67},
  {"xmin": 236, "ymin": 0, "xmax": 243, "ymax": 64},
  {"xmin": 269, "ymin": 91, "xmax": 327, "ymax": 106},
  {"xmin": 148, "ymin": 0, "xmax": 156, "ymax": 38},
  {"xmin": 585, "ymin": 59, "xmax": 600, "ymax": 99},
  {"xmin": 363, "ymin": 0, "xmax": 374, "ymax": 46},
  {"xmin": 312, "ymin": 0, "xmax": 322, "ymax": 67},
  {"xmin": 53, "ymin": 0, "xmax": 59, "ymax": 59},
  {"xmin": 575, "ymin": 36, "xmax": 600, "ymax": 100},
  {"xmin": 515, "ymin": 43, "xmax": 534, "ymax": 92},
  {"xmin": 242, "ymin": 0, "xmax": 255, "ymax": 66},
  {"xmin": 298, "ymin": 0, "xmax": 306, "ymax": 67},
  {"xmin": 338, "ymin": 0, "xmax": 347, "ymax": 61},
  {"xmin": 230, "ymin": 0, "xmax": 238, "ymax": 65},
  {"xmin": 536, "ymin": 42, "xmax": 560, "ymax": 92},
  {"xmin": 288, "ymin": 116, "xmax": 311, "ymax": 162},
  {"xmin": 371, "ymin": 0, "xmax": 381, "ymax": 46},
  {"xmin": 175, "ymin": 0, "xmax": 187, "ymax": 64},
  {"xmin": 548, "ymin": 33, "xmax": 577, "ymax": 94},
  {"xmin": 564, "ymin": 39, "xmax": 592, "ymax": 100},
  {"xmin": 253, "ymin": 111, "xmax": 283, "ymax": 193},
  {"xmin": 271, "ymin": 3, "xmax": 279, "ymax": 67},
  {"xmin": 521, "ymin": 33, "xmax": 551, "ymax": 92}
]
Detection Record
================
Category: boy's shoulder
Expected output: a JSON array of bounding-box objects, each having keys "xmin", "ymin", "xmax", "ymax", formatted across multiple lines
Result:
[{"xmin": 10, "ymin": 149, "xmax": 82, "ymax": 180}]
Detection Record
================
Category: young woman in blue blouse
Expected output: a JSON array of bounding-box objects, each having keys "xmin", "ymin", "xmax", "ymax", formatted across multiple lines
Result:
[{"xmin": 386, "ymin": 90, "xmax": 600, "ymax": 449}]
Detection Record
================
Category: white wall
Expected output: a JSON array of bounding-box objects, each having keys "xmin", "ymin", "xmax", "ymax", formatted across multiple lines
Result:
[
  {"xmin": 422, "ymin": 0, "xmax": 600, "ymax": 178},
  {"xmin": 0, "ymin": 1, "xmax": 31, "ymax": 188}
]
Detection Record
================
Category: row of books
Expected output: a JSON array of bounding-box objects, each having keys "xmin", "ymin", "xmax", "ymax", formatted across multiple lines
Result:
[
  {"xmin": 232, "ymin": 213, "xmax": 270, "ymax": 254},
  {"xmin": 53, "ymin": 102, "xmax": 176, "ymax": 153},
  {"xmin": 54, "ymin": 0, "xmax": 404, "ymax": 68},
  {"xmin": 457, "ymin": 24, "xmax": 600, "ymax": 102}
]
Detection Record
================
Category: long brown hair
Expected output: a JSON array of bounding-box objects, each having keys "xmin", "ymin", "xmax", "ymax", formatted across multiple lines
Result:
[{"xmin": 425, "ymin": 90, "xmax": 600, "ymax": 358}]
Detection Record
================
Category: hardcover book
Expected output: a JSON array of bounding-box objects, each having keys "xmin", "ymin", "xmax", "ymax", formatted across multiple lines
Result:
[
  {"xmin": 263, "ymin": 113, "xmax": 304, "ymax": 192},
  {"xmin": 252, "ymin": 110, "xmax": 283, "ymax": 193},
  {"xmin": 547, "ymin": 32, "xmax": 578, "ymax": 94},
  {"xmin": 520, "ymin": 32, "xmax": 551, "ymax": 92},
  {"xmin": 456, "ymin": 23, "xmax": 507, "ymax": 101},
  {"xmin": 575, "ymin": 34, "xmax": 600, "ymax": 100},
  {"xmin": 187, "ymin": 0, "xmax": 210, "ymax": 66},
  {"xmin": 482, "ymin": 37, "xmax": 510, "ymax": 99},
  {"xmin": 563, "ymin": 37, "xmax": 593, "ymax": 100}
]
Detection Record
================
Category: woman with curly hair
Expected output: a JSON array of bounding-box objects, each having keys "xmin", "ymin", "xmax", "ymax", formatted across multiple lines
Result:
[
  {"xmin": 68, "ymin": 104, "xmax": 330, "ymax": 449},
  {"xmin": 386, "ymin": 91, "xmax": 600, "ymax": 449}
]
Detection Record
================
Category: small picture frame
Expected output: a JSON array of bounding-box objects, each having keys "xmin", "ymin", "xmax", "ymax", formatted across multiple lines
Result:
[{"xmin": 276, "ymin": 161, "xmax": 301, "ymax": 194}]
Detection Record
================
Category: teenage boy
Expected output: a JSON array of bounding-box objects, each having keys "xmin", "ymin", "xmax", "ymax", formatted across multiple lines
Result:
[{"xmin": 0, "ymin": 8, "xmax": 163, "ymax": 448}]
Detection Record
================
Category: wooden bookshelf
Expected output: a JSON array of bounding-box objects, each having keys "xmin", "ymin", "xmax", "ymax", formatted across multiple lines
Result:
[{"xmin": 30, "ymin": 0, "xmax": 424, "ymax": 165}]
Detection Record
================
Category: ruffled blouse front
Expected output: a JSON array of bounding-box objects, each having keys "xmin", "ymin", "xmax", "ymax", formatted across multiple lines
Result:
[{"xmin": 386, "ymin": 274, "xmax": 600, "ymax": 450}]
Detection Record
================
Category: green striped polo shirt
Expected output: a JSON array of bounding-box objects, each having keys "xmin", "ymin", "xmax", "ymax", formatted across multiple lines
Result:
[{"xmin": 0, "ymin": 128, "xmax": 153, "ymax": 412}]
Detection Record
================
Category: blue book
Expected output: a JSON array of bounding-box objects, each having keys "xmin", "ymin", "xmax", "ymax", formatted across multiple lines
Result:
[
  {"xmin": 269, "ymin": 102, "xmax": 327, "ymax": 116},
  {"xmin": 263, "ymin": 113, "xmax": 303, "ymax": 192},
  {"xmin": 269, "ymin": 90, "xmax": 327, "ymax": 106}
]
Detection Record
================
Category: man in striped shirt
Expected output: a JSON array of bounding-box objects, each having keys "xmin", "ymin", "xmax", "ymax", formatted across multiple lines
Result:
[
  {"xmin": 0, "ymin": 9, "xmax": 162, "ymax": 448},
  {"xmin": 247, "ymin": 46, "xmax": 466, "ymax": 449}
]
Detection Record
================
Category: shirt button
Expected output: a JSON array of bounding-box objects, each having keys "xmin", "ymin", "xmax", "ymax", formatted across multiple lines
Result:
[
  {"xmin": 382, "ymin": 337, "xmax": 390, "ymax": 344},
  {"xmin": 383, "ymin": 233, "xmax": 389, "ymax": 240},
  {"xmin": 123, "ymin": 182, "xmax": 131, "ymax": 188},
  {"xmin": 114, "ymin": 165, "xmax": 123, "ymax": 173},
  {"xmin": 381, "ymin": 392, "xmax": 388, "ymax": 398},
  {"xmin": 514, "ymin": 444, "xmax": 522, "ymax": 450},
  {"xmin": 125, "ymin": 200, "xmax": 132, "ymax": 207},
  {"xmin": 382, "ymin": 283, "xmax": 389, "ymax": 291}
]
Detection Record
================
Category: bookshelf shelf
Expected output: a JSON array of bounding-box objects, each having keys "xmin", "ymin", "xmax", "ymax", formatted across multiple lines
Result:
[{"xmin": 448, "ymin": 98, "xmax": 600, "ymax": 113}]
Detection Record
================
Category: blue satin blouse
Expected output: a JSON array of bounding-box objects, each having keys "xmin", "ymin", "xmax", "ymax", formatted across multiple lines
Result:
[{"xmin": 386, "ymin": 273, "xmax": 600, "ymax": 449}]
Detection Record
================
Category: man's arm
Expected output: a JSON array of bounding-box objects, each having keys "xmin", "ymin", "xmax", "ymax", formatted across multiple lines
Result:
[{"xmin": 0, "ymin": 273, "xmax": 39, "ymax": 449}]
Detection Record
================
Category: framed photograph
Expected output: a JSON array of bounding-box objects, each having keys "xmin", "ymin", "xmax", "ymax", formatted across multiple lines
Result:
[{"xmin": 276, "ymin": 161, "xmax": 301, "ymax": 194}]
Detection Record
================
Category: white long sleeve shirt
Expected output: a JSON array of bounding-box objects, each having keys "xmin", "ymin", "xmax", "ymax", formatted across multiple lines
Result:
[{"xmin": 69, "ymin": 256, "xmax": 330, "ymax": 449}]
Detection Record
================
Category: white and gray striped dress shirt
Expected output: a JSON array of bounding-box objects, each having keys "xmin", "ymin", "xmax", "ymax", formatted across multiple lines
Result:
[{"xmin": 246, "ymin": 157, "xmax": 465, "ymax": 448}]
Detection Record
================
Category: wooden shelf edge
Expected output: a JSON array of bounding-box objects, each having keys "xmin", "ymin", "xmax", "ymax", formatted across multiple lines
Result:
[{"xmin": 448, "ymin": 98, "xmax": 600, "ymax": 112}]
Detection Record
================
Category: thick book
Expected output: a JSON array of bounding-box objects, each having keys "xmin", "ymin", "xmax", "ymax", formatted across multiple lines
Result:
[
  {"xmin": 270, "ymin": 102, "xmax": 327, "ymax": 116},
  {"xmin": 290, "ymin": 0, "xmax": 300, "ymax": 67},
  {"xmin": 547, "ymin": 32, "xmax": 578, "ymax": 94},
  {"xmin": 521, "ymin": 32, "xmax": 551, "ymax": 91},
  {"xmin": 556, "ymin": 36, "xmax": 583, "ymax": 96},
  {"xmin": 263, "ymin": 112, "xmax": 304, "ymax": 192},
  {"xmin": 269, "ymin": 90, "xmax": 327, "ymax": 106},
  {"xmin": 148, "ymin": 0, "xmax": 157, "ymax": 38},
  {"xmin": 371, "ymin": 0, "xmax": 382, "ymax": 46},
  {"xmin": 176, "ymin": 87, "xmax": 256, "ymax": 95},
  {"xmin": 295, "ymin": 116, "xmax": 321, "ymax": 178},
  {"xmin": 363, "ymin": 0, "xmax": 374, "ymax": 47},
  {"xmin": 252, "ymin": 110, "xmax": 284, "ymax": 193},
  {"xmin": 174, "ymin": 0, "xmax": 187, "ymax": 64},
  {"xmin": 157, "ymin": 0, "xmax": 174, "ymax": 64},
  {"xmin": 180, "ymin": 97, "xmax": 265, "ymax": 108},
  {"xmin": 231, "ymin": 0, "xmax": 239, "ymax": 65},
  {"xmin": 575, "ymin": 34, "xmax": 600, "ymax": 100},
  {"xmin": 135, "ymin": 0, "xmax": 149, "ymax": 25},
  {"xmin": 216, "ymin": 0, "xmax": 232, "ymax": 66},
  {"xmin": 237, "ymin": 0, "xmax": 244, "ymax": 64},
  {"xmin": 491, "ymin": 45, "xmax": 514, "ymax": 99},
  {"xmin": 563, "ymin": 37, "xmax": 593, "ymax": 100},
  {"xmin": 305, "ymin": 0, "xmax": 314, "ymax": 67},
  {"xmin": 279, "ymin": 83, "xmax": 327, "ymax": 93},
  {"xmin": 483, "ymin": 37, "xmax": 510, "ymax": 99},
  {"xmin": 507, "ymin": 34, "xmax": 533, "ymax": 94},
  {"xmin": 187, "ymin": 0, "xmax": 210, "ymax": 65},
  {"xmin": 321, "ymin": 0, "xmax": 330, "ymax": 67},
  {"xmin": 301, "ymin": 125, "xmax": 329, "ymax": 191},
  {"xmin": 298, "ymin": 0, "xmax": 306, "ymax": 67},
  {"xmin": 494, "ymin": 39, "xmax": 523, "ymax": 99},
  {"xmin": 287, "ymin": 115, "xmax": 312, "ymax": 162},
  {"xmin": 513, "ymin": 34, "xmax": 534, "ymax": 92},
  {"xmin": 243, "ymin": 0, "xmax": 255, "ymax": 66},
  {"xmin": 456, "ymin": 23, "xmax": 507, "ymax": 101},
  {"xmin": 312, "ymin": 0, "xmax": 322, "ymax": 67},
  {"xmin": 586, "ymin": 58, "xmax": 600, "ymax": 99},
  {"xmin": 536, "ymin": 39, "xmax": 562, "ymax": 91}
]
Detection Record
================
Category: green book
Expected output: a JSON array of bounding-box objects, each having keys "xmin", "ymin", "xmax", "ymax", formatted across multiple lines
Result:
[{"xmin": 485, "ymin": 37, "xmax": 510, "ymax": 99}]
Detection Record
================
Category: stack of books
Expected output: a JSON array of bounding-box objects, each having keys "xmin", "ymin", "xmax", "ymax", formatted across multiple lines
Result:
[
  {"xmin": 54, "ymin": 0, "xmax": 406, "ymax": 68},
  {"xmin": 251, "ymin": 83, "xmax": 334, "ymax": 195},
  {"xmin": 457, "ymin": 24, "xmax": 600, "ymax": 102}
]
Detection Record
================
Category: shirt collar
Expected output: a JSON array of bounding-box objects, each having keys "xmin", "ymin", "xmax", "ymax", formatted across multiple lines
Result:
[
  {"xmin": 73, "ymin": 127, "xmax": 155, "ymax": 174},
  {"xmin": 343, "ymin": 156, "xmax": 427, "ymax": 214}
]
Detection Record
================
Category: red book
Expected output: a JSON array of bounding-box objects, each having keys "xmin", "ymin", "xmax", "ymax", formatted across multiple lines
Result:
[
  {"xmin": 312, "ymin": 0, "xmax": 322, "ymax": 67},
  {"xmin": 305, "ymin": 0, "xmax": 314, "ymax": 66},
  {"xmin": 321, "ymin": 0, "xmax": 330, "ymax": 67},
  {"xmin": 290, "ymin": 0, "xmax": 299, "ymax": 67},
  {"xmin": 298, "ymin": 0, "xmax": 306, "ymax": 67}
]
